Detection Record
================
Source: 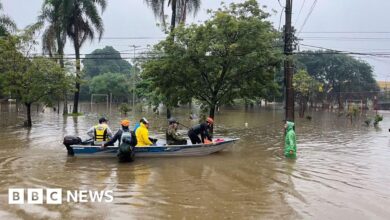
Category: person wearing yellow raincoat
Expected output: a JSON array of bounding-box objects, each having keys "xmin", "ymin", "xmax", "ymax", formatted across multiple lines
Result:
[{"xmin": 135, "ymin": 117, "xmax": 155, "ymax": 147}]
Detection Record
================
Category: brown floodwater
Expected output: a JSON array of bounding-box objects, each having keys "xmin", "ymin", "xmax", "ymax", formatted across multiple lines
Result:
[{"xmin": 0, "ymin": 103, "xmax": 389, "ymax": 219}]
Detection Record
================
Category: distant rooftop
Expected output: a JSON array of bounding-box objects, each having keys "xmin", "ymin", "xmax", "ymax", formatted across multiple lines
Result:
[{"xmin": 377, "ymin": 81, "xmax": 390, "ymax": 90}]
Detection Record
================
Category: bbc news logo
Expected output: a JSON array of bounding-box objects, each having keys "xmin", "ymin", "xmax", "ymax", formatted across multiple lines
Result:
[{"xmin": 9, "ymin": 188, "xmax": 114, "ymax": 204}]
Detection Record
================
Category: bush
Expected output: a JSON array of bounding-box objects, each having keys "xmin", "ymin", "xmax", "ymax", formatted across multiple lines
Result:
[
  {"xmin": 374, "ymin": 114, "xmax": 383, "ymax": 127},
  {"xmin": 119, "ymin": 103, "xmax": 131, "ymax": 115}
]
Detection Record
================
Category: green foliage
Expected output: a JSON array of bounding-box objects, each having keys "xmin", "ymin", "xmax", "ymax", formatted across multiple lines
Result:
[
  {"xmin": 0, "ymin": 34, "xmax": 71, "ymax": 126},
  {"xmin": 2, "ymin": 57, "xmax": 67, "ymax": 104},
  {"xmin": 38, "ymin": 0, "xmax": 67, "ymax": 61},
  {"xmin": 63, "ymin": 0, "xmax": 106, "ymax": 113},
  {"xmin": 0, "ymin": 1, "xmax": 17, "ymax": 36},
  {"xmin": 142, "ymin": 0, "xmax": 281, "ymax": 117},
  {"xmin": 144, "ymin": 0, "xmax": 201, "ymax": 30},
  {"xmin": 374, "ymin": 114, "xmax": 383, "ymax": 126},
  {"xmin": 296, "ymin": 51, "xmax": 379, "ymax": 105},
  {"xmin": 83, "ymin": 46, "xmax": 132, "ymax": 78},
  {"xmin": 294, "ymin": 70, "xmax": 320, "ymax": 98},
  {"xmin": 118, "ymin": 103, "xmax": 131, "ymax": 115},
  {"xmin": 347, "ymin": 104, "xmax": 360, "ymax": 118},
  {"xmin": 293, "ymin": 70, "xmax": 320, "ymax": 117},
  {"xmin": 89, "ymin": 72, "xmax": 132, "ymax": 101},
  {"xmin": 364, "ymin": 118, "xmax": 372, "ymax": 126}
]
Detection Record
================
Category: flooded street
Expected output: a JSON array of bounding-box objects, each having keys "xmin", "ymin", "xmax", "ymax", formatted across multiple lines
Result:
[{"xmin": 0, "ymin": 104, "xmax": 390, "ymax": 219}]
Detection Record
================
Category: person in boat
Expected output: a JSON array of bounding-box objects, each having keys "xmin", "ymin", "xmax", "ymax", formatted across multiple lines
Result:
[
  {"xmin": 166, "ymin": 118, "xmax": 187, "ymax": 145},
  {"xmin": 187, "ymin": 117, "xmax": 213, "ymax": 144},
  {"xmin": 87, "ymin": 117, "xmax": 113, "ymax": 145},
  {"xmin": 133, "ymin": 121, "xmax": 140, "ymax": 133},
  {"xmin": 101, "ymin": 120, "xmax": 136, "ymax": 162},
  {"xmin": 284, "ymin": 121, "xmax": 297, "ymax": 158},
  {"xmin": 136, "ymin": 117, "xmax": 157, "ymax": 147}
]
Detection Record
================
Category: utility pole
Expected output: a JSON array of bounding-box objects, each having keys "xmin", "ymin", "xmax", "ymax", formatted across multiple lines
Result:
[
  {"xmin": 284, "ymin": 0, "xmax": 295, "ymax": 121},
  {"xmin": 130, "ymin": 45, "xmax": 140, "ymax": 111}
]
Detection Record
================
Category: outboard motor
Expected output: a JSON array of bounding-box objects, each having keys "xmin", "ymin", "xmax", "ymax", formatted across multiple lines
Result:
[{"xmin": 63, "ymin": 135, "xmax": 82, "ymax": 156}]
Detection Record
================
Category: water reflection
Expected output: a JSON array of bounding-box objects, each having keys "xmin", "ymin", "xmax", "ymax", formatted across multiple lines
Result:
[{"xmin": 0, "ymin": 103, "xmax": 390, "ymax": 219}]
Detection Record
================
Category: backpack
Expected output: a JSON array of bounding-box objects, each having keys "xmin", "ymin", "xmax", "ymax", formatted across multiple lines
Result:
[{"xmin": 118, "ymin": 130, "xmax": 135, "ymax": 162}]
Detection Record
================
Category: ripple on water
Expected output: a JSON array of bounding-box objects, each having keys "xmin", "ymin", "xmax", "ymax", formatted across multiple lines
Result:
[{"xmin": 1, "ymin": 109, "xmax": 390, "ymax": 219}]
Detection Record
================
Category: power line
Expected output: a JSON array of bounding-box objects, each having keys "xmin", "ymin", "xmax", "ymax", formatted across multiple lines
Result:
[
  {"xmin": 98, "ymin": 37, "xmax": 165, "ymax": 40},
  {"xmin": 294, "ymin": 0, "xmax": 306, "ymax": 25},
  {"xmin": 302, "ymin": 36, "xmax": 390, "ymax": 41},
  {"xmin": 277, "ymin": 0, "xmax": 285, "ymax": 8},
  {"xmin": 300, "ymin": 31, "xmax": 390, "ymax": 34},
  {"xmin": 296, "ymin": 43, "xmax": 390, "ymax": 57},
  {"xmin": 297, "ymin": 0, "xmax": 318, "ymax": 35},
  {"xmin": 278, "ymin": 7, "xmax": 285, "ymax": 31}
]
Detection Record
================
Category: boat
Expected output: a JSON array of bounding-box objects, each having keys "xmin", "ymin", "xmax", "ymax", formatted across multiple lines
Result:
[{"xmin": 63, "ymin": 137, "xmax": 239, "ymax": 158}]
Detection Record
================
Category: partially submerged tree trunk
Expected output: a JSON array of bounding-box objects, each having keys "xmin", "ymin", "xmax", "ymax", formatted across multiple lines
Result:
[
  {"xmin": 338, "ymin": 92, "xmax": 344, "ymax": 110},
  {"xmin": 298, "ymin": 97, "xmax": 307, "ymax": 118},
  {"xmin": 166, "ymin": 0, "xmax": 177, "ymax": 119},
  {"xmin": 73, "ymin": 39, "xmax": 80, "ymax": 114},
  {"xmin": 208, "ymin": 103, "xmax": 216, "ymax": 136},
  {"xmin": 25, "ymin": 103, "xmax": 32, "ymax": 127},
  {"xmin": 59, "ymin": 42, "xmax": 68, "ymax": 115},
  {"xmin": 170, "ymin": 0, "xmax": 177, "ymax": 33},
  {"xmin": 166, "ymin": 108, "xmax": 171, "ymax": 119},
  {"xmin": 63, "ymin": 91, "xmax": 68, "ymax": 115}
]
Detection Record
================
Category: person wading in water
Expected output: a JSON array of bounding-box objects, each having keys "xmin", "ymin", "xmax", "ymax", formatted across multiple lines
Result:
[{"xmin": 284, "ymin": 121, "xmax": 297, "ymax": 158}]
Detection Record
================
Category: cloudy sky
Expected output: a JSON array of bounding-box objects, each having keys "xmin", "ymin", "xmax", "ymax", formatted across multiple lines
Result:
[{"xmin": 3, "ymin": 0, "xmax": 390, "ymax": 80}]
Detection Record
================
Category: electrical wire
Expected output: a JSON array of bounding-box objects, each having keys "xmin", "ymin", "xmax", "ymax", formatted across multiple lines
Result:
[
  {"xmin": 301, "ymin": 36, "xmax": 390, "ymax": 41},
  {"xmin": 297, "ymin": 0, "xmax": 318, "ymax": 35},
  {"xmin": 300, "ymin": 31, "xmax": 390, "ymax": 34},
  {"xmin": 294, "ymin": 0, "xmax": 306, "ymax": 25},
  {"xmin": 277, "ymin": 0, "xmax": 285, "ymax": 8},
  {"xmin": 278, "ymin": 7, "xmax": 285, "ymax": 32}
]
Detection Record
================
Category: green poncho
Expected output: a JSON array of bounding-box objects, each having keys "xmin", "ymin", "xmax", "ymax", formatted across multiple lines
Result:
[{"xmin": 284, "ymin": 121, "xmax": 297, "ymax": 158}]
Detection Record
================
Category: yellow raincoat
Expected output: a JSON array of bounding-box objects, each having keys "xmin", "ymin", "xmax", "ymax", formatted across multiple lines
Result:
[{"xmin": 135, "ymin": 123, "xmax": 153, "ymax": 147}]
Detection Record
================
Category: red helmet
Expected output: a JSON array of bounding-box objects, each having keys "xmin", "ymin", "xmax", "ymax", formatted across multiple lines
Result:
[{"xmin": 206, "ymin": 117, "xmax": 214, "ymax": 124}]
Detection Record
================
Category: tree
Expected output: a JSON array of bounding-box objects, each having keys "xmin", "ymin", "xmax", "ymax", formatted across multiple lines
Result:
[
  {"xmin": 64, "ymin": 0, "xmax": 106, "ymax": 114},
  {"xmin": 89, "ymin": 72, "xmax": 131, "ymax": 102},
  {"xmin": 296, "ymin": 51, "xmax": 379, "ymax": 108},
  {"xmin": 293, "ymin": 70, "xmax": 320, "ymax": 117},
  {"xmin": 0, "ymin": 1, "xmax": 17, "ymax": 36},
  {"xmin": 83, "ymin": 46, "xmax": 132, "ymax": 78},
  {"xmin": 38, "ymin": 0, "xmax": 70, "ymax": 114},
  {"xmin": 142, "ymin": 0, "xmax": 281, "ymax": 120},
  {"xmin": 144, "ymin": 0, "xmax": 201, "ymax": 31},
  {"xmin": 145, "ymin": 0, "xmax": 201, "ymax": 119},
  {"xmin": 0, "ymin": 36, "xmax": 71, "ymax": 127}
]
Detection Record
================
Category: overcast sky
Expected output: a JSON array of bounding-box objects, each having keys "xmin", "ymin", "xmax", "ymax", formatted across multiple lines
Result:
[{"xmin": 3, "ymin": 0, "xmax": 390, "ymax": 80}]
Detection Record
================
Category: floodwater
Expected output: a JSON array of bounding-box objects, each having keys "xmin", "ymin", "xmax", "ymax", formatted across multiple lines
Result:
[{"xmin": 0, "ymin": 103, "xmax": 389, "ymax": 219}]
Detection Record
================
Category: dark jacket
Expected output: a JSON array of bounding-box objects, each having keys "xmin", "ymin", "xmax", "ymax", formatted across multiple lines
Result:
[
  {"xmin": 103, "ymin": 128, "xmax": 136, "ymax": 147},
  {"xmin": 190, "ymin": 123, "xmax": 212, "ymax": 142}
]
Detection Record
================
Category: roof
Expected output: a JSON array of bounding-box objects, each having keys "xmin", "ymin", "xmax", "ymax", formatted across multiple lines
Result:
[{"xmin": 377, "ymin": 81, "xmax": 390, "ymax": 90}]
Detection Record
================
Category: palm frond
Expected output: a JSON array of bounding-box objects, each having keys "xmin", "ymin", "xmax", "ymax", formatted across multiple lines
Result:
[
  {"xmin": 42, "ymin": 24, "xmax": 57, "ymax": 57},
  {"xmin": 0, "ymin": 15, "xmax": 17, "ymax": 32},
  {"xmin": 0, "ymin": 1, "xmax": 17, "ymax": 34},
  {"xmin": 144, "ymin": 0, "xmax": 166, "ymax": 27}
]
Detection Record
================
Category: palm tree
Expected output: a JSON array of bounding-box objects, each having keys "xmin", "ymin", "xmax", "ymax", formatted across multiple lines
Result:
[
  {"xmin": 38, "ymin": 0, "xmax": 69, "ymax": 114},
  {"xmin": 144, "ymin": 0, "xmax": 201, "ymax": 118},
  {"xmin": 64, "ymin": 0, "xmax": 106, "ymax": 113},
  {"xmin": 145, "ymin": 0, "xmax": 201, "ymax": 32},
  {"xmin": 0, "ymin": 1, "xmax": 17, "ymax": 36}
]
